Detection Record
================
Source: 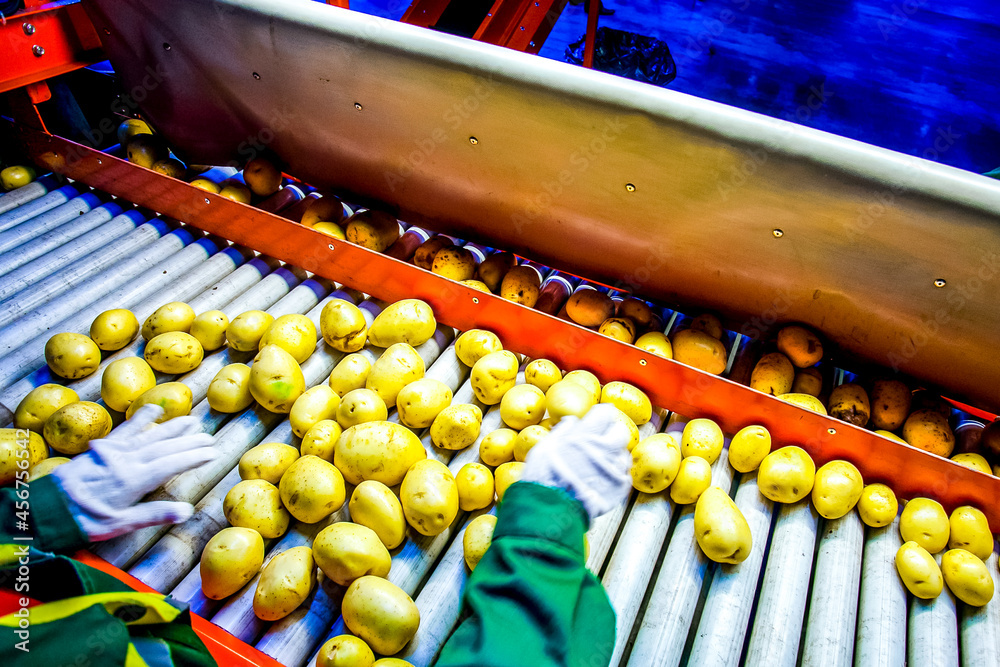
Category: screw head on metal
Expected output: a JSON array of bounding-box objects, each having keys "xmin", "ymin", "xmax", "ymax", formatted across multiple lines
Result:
[
  {"xmin": 32, "ymin": 45, "xmax": 44, "ymax": 57},
  {"xmin": 469, "ymin": 136, "xmax": 479, "ymax": 145},
  {"xmin": 354, "ymin": 102, "xmax": 363, "ymax": 110},
  {"xmin": 162, "ymin": 42, "xmax": 171, "ymax": 51},
  {"xmin": 22, "ymin": 23, "xmax": 35, "ymax": 35},
  {"xmin": 328, "ymin": 244, "xmax": 335, "ymax": 250},
  {"xmin": 625, "ymin": 183, "xmax": 636, "ymax": 192},
  {"xmin": 934, "ymin": 278, "xmax": 946, "ymax": 288},
  {"xmin": 252, "ymin": 72, "xmax": 260, "ymax": 80},
  {"xmin": 827, "ymin": 428, "xmax": 837, "ymax": 435},
  {"xmin": 772, "ymin": 228, "xmax": 784, "ymax": 238}
]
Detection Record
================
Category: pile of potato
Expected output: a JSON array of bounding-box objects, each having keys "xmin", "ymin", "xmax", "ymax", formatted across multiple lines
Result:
[{"xmin": 637, "ymin": 415, "xmax": 995, "ymax": 607}]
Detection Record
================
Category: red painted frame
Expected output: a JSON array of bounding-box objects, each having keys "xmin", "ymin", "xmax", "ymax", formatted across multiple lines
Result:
[{"xmin": 9, "ymin": 120, "xmax": 1000, "ymax": 532}]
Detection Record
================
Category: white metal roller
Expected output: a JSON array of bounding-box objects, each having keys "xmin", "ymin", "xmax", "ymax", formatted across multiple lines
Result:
[
  {"xmin": 0, "ymin": 192, "xmax": 99, "ymax": 249},
  {"xmin": 800, "ymin": 511, "xmax": 864, "ymax": 667},
  {"xmin": 0, "ymin": 176, "xmax": 60, "ymax": 216},
  {"xmin": 186, "ymin": 255, "xmax": 281, "ymax": 314},
  {"xmin": 219, "ymin": 265, "xmax": 309, "ymax": 319},
  {"xmin": 626, "ymin": 434, "xmax": 737, "ymax": 667},
  {"xmin": 0, "ymin": 203, "xmax": 133, "ymax": 278},
  {"xmin": 686, "ymin": 472, "xmax": 774, "ymax": 667},
  {"xmin": 854, "ymin": 517, "xmax": 907, "ymax": 667},
  {"xmin": 907, "ymin": 562, "xmax": 960, "ymax": 667},
  {"xmin": 744, "ymin": 498, "xmax": 819, "ymax": 666},
  {"xmin": 959, "ymin": 549, "xmax": 1000, "ymax": 666},
  {"xmin": 0, "ymin": 184, "xmax": 79, "ymax": 231},
  {"xmin": 0, "ymin": 241, "xmax": 249, "ymax": 390}
]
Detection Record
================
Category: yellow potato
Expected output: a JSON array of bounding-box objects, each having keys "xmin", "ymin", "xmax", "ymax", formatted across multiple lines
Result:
[
  {"xmin": 243, "ymin": 157, "xmax": 282, "ymax": 196},
  {"xmin": 337, "ymin": 388, "xmax": 388, "ymax": 429},
  {"xmin": 951, "ymin": 453, "xmax": 992, "ymax": 475},
  {"xmin": 253, "ymin": 546, "xmax": 315, "ymax": 621},
  {"xmin": 350, "ymin": 480, "xmax": 407, "ymax": 549},
  {"xmin": 494, "ymin": 461, "xmax": 524, "ymax": 502},
  {"xmin": 346, "ymin": 210, "xmax": 401, "ymax": 252},
  {"xmin": 776, "ymin": 325, "xmax": 823, "ymax": 368},
  {"xmin": 599, "ymin": 317, "xmax": 636, "ymax": 344},
  {"xmin": 44, "ymin": 332, "xmax": 101, "ymax": 379},
  {"xmin": 948, "ymin": 506, "xmax": 993, "ymax": 561},
  {"xmin": 432, "ymin": 246, "xmax": 477, "ymax": 281},
  {"xmin": 223, "ymin": 479, "xmax": 290, "ymax": 538},
  {"xmin": 152, "ymin": 158, "xmax": 186, "ymax": 179},
  {"xmin": 189, "ymin": 178, "xmax": 220, "ymax": 194},
  {"xmin": 903, "ymin": 409, "xmax": 955, "ymax": 458},
  {"xmin": 1, "ymin": 164, "xmax": 37, "ymax": 190},
  {"xmin": 238, "ymin": 442, "xmax": 299, "ymax": 484},
  {"xmin": 367, "ymin": 343, "xmax": 425, "ymax": 406},
  {"xmin": 791, "ymin": 368, "xmax": 823, "ymax": 397},
  {"xmin": 671, "ymin": 329, "xmax": 727, "ymax": 375},
  {"xmin": 479, "ymin": 428, "xmax": 518, "ymax": 467},
  {"xmin": 401, "ymin": 459, "xmax": 459, "ymax": 536},
  {"xmin": 413, "ymin": 236, "xmax": 454, "ymax": 270},
  {"xmin": 757, "ymin": 446, "xmax": 816, "ymax": 504},
  {"xmin": 464, "ymin": 514, "xmax": 498, "ymax": 571},
  {"xmin": 513, "ymin": 425, "xmax": 549, "ymax": 462},
  {"xmin": 43, "ymin": 402, "xmax": 112, "ymax": 455},
  {"xmin": 524, "ymin": 359, "xmax": 561, "ymax": 393},
  {"xmin": 857, "ymin": 483, "xmax": 898, "ymax": 527},
  {"xmin": 126, "ymin": 382, "xmax": 193, "ymax": 421},
  {"xmin": 189, "ymin": 310, "xmax": 229, "ymax": 351},
  {"xmin": 279, "ymin": 455, "xmax": 346, "ymax": 523},
  {"xmin": 669, "ymin": 456, "xmax": 712, "ymax": 505},
  {"xmin": 219, "ymin": 182, "xmax": 252, "ymax": 204},
  {"xmin": 290, "ymin": 384, "xmax": 341, "ymax": 438},
  {"xmin": 125, "ymin": 134, "xmax": 167, "ymax": 168},
  {"xmin": 0, "ymin": 429, "xmax": 48, "ymax": 485},
  {"xmin": 313, "ymin": 522, "xmax": 391, "ymax": 586},
  {"xmin": 329, "ymin": 353, "xmax": 372, "ymax": 397},
  {"xmin": 635, "ymin": 331, "xmax": 673, "ymax": 359},
  {"xmin": 456, "ymin": 463, "xmax": 495, "ymax": 511},
  {"xmin": 750, "ymin": 352, "xmax": 795, "ymax": 396},
  {"xmin": 500, "ymin": 384, "xmax": 546, "ymax": 430},
  {"xmin": 455, "ymin": 329, "xmax": 503, "ymax": 367},
  {"xmin": 207, "ymin": 363, "xmax": 254, "ymax": 413},
  {"xmin": 876, "ymin": 429, "xmax": 907, "ymax": 443},
  {"xmin": 563, "ymin": 370, "xmax": 601, "ymax": 404},
  {"xmin": 316, "ymin": 635, "xmax": 375, "ymax": 667},
  {"xmin": 90, "ymin": 309, "xmax": 139, "ymax": 351},
  {"xmin": 630, "ymin": 433, "xmax": 681, "ymax": 493},
  {"xmin": 728, "ymin": 424, "xmax": 771, "ymax": 473},
  {"xmin": 200, "ymin": 527, "xmax": 265, "ymax": 599},
  {"xmin": 461, "ymin": 279, "xmax": 490, "ymax": 292},
  {"xmin": 100, "ymin": 357, "xmax": 156, "ymax": 413},
  {"xmin": 545, "ymin": 380, "xmax": 596, "ymax": 424},
  {"xmin": 301, "ymin": 419, "xmax": 343, "ymax": 462},
  {"xmin": 301, "ymin": 196, "xmax": 348, "ymax": 228},
  {"xmin": 477, "ymin": 251, "xmax": 516, "ymax": 292},
  {"xmin": 335, "ymin": 421, "xmax": 427, "ymax": 486},
  {"xmin": 609, "ymin": 407, "xmax": 640, "ymax": 452},
  {"xmin": 144, "ymin": 331, "xmax": 204, "ymax": 374},
  {"xmin": 566, "ymin": 289, "xmax": 614, "ymax": 327},
  {"xmin": 681, "ymin": 418, "xmax": 724, "ymax": 464},
  {"xmin": 827, "ymin": 383, "xmax": 871, "ymax": 427},
  {"xmin": 470, "ymin": 350, "xmax": 519, "ymax": 405},
  {"xmin": 314, "ymin": 221, "xmax": 347, "ymax": 240},
  {"xmin": 695, "ymin": 486, "xmax": 753, "ymax": 564},
  {"xmin": 226, "ymin": 310, "xmax": 275, "ymax": 352},
  {"xmin": 600, "ymin": 381, "xmax": 652, "ymax": 426},
  {"xmin": 895, "ymin": 541, "xmax": 943, "ymax": 599},
  {"xmin": 811, "ymin": 460, "xmax": 864, "ymax": 519},
  {"xmin": 14, "ymin": 384, "xmax": 79, "ymax": 433},
  {"xmin": 141, "ymin": 302, "xmax": 195, "ymax": 340},
  {"xmin": 941, "ymin": 548, "xmax": 994, "ymax": 606},
  {"xmin": 499, "ymin": 265, "xmax": 541, "ymax": 307},
  {"xmin": 900, "ymin": 497, "xmax": 949, "ymax": 554},
  {"xmin": 259, "ymin": 314, "xmax": 316, "ymax": 364},
  {"xmin": 28, "ymin": 456, "xmax": 69, "ymax": 481},
  {"xmin": 342, "ymin": 576, "xmax": 419, "ymax": 655},
  {"xmin": 320, "ymin": 301, "xmax": 368, "ymax": 353},
  {"xmin": 778, "ymin": 393, "xmax": 828, "ymax": 415},
  {"xmin": 396, "ymin": 378, "xmax": 453, "ymax": 429},
  {"xmin": 689, "ymin": 313, "xmax": 724, "ymax": 340},
  {"xmin": 249, "ymin": 345, "xmax": 306, "ymax": 413},
  {"xmin": 368, "ymin": 299, "xmax": 437, "ymax": 348},
  {"xmin": 431, "ymin": 404, "xmax": 484, "ymax": 451},
  {"xmin": 869, "ymin": 379, "xmax": 912, "ymax": 431}
]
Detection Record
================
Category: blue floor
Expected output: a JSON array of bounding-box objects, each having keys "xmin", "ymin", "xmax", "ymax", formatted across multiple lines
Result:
[{"xmin": 342, "ymin": 0, "xmax": 1000, "ymax": 175}]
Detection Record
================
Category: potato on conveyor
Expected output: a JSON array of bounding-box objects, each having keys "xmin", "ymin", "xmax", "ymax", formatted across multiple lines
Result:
[
  {"xmin": 227, "ymin": 310, "xmax": 275, "ymax": 352},
  {"xmin": 671, "ymin": 329, "xmax": 726, "ymax": 375},
  {"xmin": 566, "ymin": 289, "xmax": 614, "ymax": 327},
  {"xmin": 316, "ymin": 636, "xmax": 375, "ymax": 667},
  {"xmin": 902, "ymin": 408, "xmax": 955, "ymax": 457},
  {"xmin": 869, "ymin": 379, "xmax": 912, "ymax": 431},
  {"xmin": 524, "ymin": 358, "xmax": 562, "ymax": 393},
  {"xmin": 499, "ymin": 265, "xmax": 541, "ymax": 307},
  {"xmin": 14, "ymin": 384, "xmax": 79, "ymax": 433},
  {"xmin": 757, "ymin": 446, "xmax": 815, "ymax": 504},
  {"xmin": 144, "ymin": 331, "xmax": 204, "ymax": 374},
  {"xmin": 90, "ymin": 308, "xmax": 140, "ymax": 351},
  {"xmin": 695, "ymin": 487, "xmax": 752, "ymax": 564},
  {"xmin": 776, "ymin": 324, "xmax": 823, "ymax": 368},
  {"xmin": 189, "ymin": 310, "xmax": 229, "ymax": 351},
  {"xmin": 259, "ymin": 313, "xmax": 316, "ymax": 364},
  {"xmin": 750, "ymin": 352, "xmax": 794, "ymax": 396},
  {"xmin": 368, "ymin": 299, "xmax": 437, "ymax": 348},
  {"xmin": 401, "ymin": 459, "xmax": 459, "ymax": 536},
  {"xmin": 0, "ymin": 429, "xmax": 48, "ymax": 485},
  {"xmin": 900, "ymin": 497, "xmax": 949, "ymax": 554},
  {"xmin": 239, "ymin": 442, "xmax": 299, "ymax": 485},
  {"xmin": 630, "ymin": 433, "xmax": 681, "ymax": 493},
  {"xmin": 342, "ymin": 576, "xmax": 420, "ymax": 656},
  {"xmin": 941, "ymin": 548, "xmax": 994, "ymax": 606},
  {"xmin": 349, "ymin": 480, "xmax": 407, "ymax": 549},
  {"xmin": 895, "ymin": 541, "xmax": 943, "ymax": 599},
  {"xmin": 431, "ymin": 404, "xmax": 484, "ymax": 451},
  {"xmin": 279, "ymin": 455, "xmax": 346, "ymax": 523},
  {"xmin": 454, "ymin": 329, "xmax": 503, "ymax": 367},
  {"xmin": 253, "ymin": 546, "xmax": 315, "ymax": 621},
  {"xmin": 617, "ymin": 298, "xmax": 656, "ymax": 331},
  {"xmin": 367, "ymin": 343, "xmax": 425, "ymax": 405},
  {"xmin": 301, "ymin": 420, "xmax": 342, "ymax": 461},
  {"xmin": 223, "ymin": 479, "xmax": 290, "ymax": 539},
  {"xmin": 313, "ymin": 522, "xmax": 391, "ymax": 586},
  {"xmin": 479, "ymin": 428, "xmax": 517, "ymax": 467},
  {"xmin": 464, "ymin": 514, "xmax": 498, "ymax": 571},
  {"xmin": 470, "ymin": 350, "xmax": 519, "ymax": 405},
  {"xmin": 477, "ymin": 251, "xmax": 517, "ymax": 292},
  {"xmin": 599, "ymin": 317, "xmax": 636, "ymax": 344},
  {"xmin": 827, "ymin": 382, "xmax": 870, "ymax": 427},
  {"xmin": 346, "ymin": 209, "xmax": 400, "ymax": 252},
  {"xmin": 396, "ymin": 378, "xmax": 452, "ymax": 429},
  {"xmin": 499, "ymin": 384, "xmax": 546, "ymax": 430},
  {"xmin": 811, "ymin": 460, "xmax": 864, "ymax": 520},
  {"xmin": 790, "ymin": 367, "xmax": 823, "ymax": 397},
  {"xmin": 207, "ymin": 363, "xmax": 254, "ymax": 413},
  {"xmin": 601, "ymin": 381, "xmax": 652, "ymax": 426},
  {"xmin": 494, "ymin": 461, "xmax": 524, "ymax": 501},
  {"xmin": 126, "ymin": 382, "xmax": 193, "ymax": 421},
  {"xmin": 334, "ymin": 420, "xmax": 426, "ymax": 486},
  {"xmin": 141, "ymin": 301, "xmax": 196, "ymax": 341},
  {"xmin": 670, "ymin": 456, "xmax": 712, "ymax": 505},
  {"xmin": 101, "ymin": 357, "xmax": 156, "ymax": 413},
  {"xmin": 44, "ymin": 332, "xmax": 101, "ymax": 380},
  {"xmin": 200, "ymin": 527, "xmax": 264, "ymax": 600},
  {"xmin": 243, "ymin": 157, "xmax": 282, "ymax": 197},
  {"xmin": 432, "ymin": 246, "xmax": 477, "ymax": 281},
  {"xmin": 456, "ymin": 463, "xmax": 494, "ymax": 511},
  {"xmin": 513, "ymin": 425, "xmax": 549, "ymax": 462},
  {"xmin": 289, "ymin": 384, "xmax": 340, "ymax": 438},
  {"xmin": 337, "ymin": 388, "xmax": 388, "ymax": 428},
  {"xmin": 328, "ymin": 353, "xmax": 372, "ymax": 396},
  {"xmin": 634, "ymin": 331, "xmax": 673, "ymax": 359},
  {"xmin": 413, "ymin": 235, "xmax": 454, "ymax": 270},
  {"xmin": 249, "ymin": 344, "xmax": 306, "ymax": 413},
  {"xmin": 43, "ymin": 402, "xmax": 112, "ymax": 455}
]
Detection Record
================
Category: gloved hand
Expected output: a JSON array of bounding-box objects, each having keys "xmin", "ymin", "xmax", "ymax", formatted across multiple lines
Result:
[
  {"xmin": 53, "ymin": 405, "xmax": 216, "ymax": 542},
  {"xmin": 521, "ymin": 404, "xmax": 632, "ymax": 521}
]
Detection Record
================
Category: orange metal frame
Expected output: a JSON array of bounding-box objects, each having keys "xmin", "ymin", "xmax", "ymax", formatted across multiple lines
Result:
[
  {"xmin": 402, "ymin": 0, "xmax": 569, "ymax": 55},
  {"xmin": 8, "ymin": 121, "xmax": 1000, "ymax": 533}
]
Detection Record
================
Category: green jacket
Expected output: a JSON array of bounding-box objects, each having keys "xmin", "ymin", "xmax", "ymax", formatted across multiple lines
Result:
[
  {"xmin": 0, "ymin": 475, "xmax": 214, "ymax": 666},
  {"xmin": 435, "ymin": 482, "xmax": 617, "ymax": 667}
]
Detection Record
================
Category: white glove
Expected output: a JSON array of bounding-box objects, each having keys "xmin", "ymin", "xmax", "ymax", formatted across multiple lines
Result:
[
  {"xmin": 53, "ymin": 405, "xmax": 217, "ymax": 542},
  {"xmin": 521, "ymin": 403, "xmax": 632, "ymax": 521}
]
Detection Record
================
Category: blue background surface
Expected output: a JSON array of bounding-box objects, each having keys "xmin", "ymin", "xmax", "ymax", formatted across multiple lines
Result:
[{"xmin": 341, "ymin": 0, "xmax": 1000, "ymax": 175}]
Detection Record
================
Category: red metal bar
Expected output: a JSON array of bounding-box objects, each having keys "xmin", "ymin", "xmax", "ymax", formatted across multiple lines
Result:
[
  {"xmin": 400, "ymin": 0, "xmax": 453, "ymax": 29},
  {"xmin": 0, "ymin": 1, "xmax": 104, "ymax": 95},
  {"xmin": 583, "ymin": 0, "xmax": 599, "ymax": 68},
  {"xmin": 73, "ymin": 550, "xmax": 284, "ymax": 667},
  {"xmin": 11, "ymin": 122, "xmax": 1000, "ymax": 531},
  {"xmin": 474, "ymin": 0, "xmax": 569, "ymax": 54},
  {"xmin": 326, "ymin": 0, "xmax": 350, "ymax": 7}
]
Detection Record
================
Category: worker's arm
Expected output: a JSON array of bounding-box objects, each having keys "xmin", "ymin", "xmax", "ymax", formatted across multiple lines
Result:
[
  {"xmin": 0, "ymin": 473, "xmax": 88, "ymax": 551},
  {"xmin": 435, "ymin": 405, "xmax": 631, "ymax": 667}
]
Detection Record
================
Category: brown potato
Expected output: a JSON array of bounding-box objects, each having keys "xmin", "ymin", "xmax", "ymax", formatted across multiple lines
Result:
[
  {"xmin": 566, "ymin": 289, "xmax": 614, "ymax": 327},
  {"xmin": 903, "ymin": 409, "xmax": 955, "ymax": 458},
  {"xmin": 776, "ymin": 325, "xmax": 824, "ymax": 368},
  {"xmin": 598, "ymin": 317, "xmax": 636, "ymax": 344},
  {"xmin": 750, "ymin": 352, "xmax": 794, "ymax": 396},
  {"xmin": 791, "ymin": 367, "xmax": 823, "ymax": 397},
  {"xmin": 689, "ymin": 313, "xmax": 724, "ymax": 340},
  {"xmin": 477, "ymin": 251, "xmax": 518, "ymax": 292},
  {"xmin": 432, "ymin": 247, "xmax": 477, "ymax": 281},
  {"xmin": 870, "ymin": 379, "xmax": 912, "ymax": 431},
  {"xmin": 617, "ymin": 298, "xmax": 656, "ymax": 331},
  {"xmin": 828, "ymin": 383, "xmax": 871, "ymax": 427},
  {"xmin": 413, "ymin": 236, "xmax": 454, "ymax": 270},
  {"xmin": 345, "ymin": 210, "xmax": 400, "ymax": 252}
]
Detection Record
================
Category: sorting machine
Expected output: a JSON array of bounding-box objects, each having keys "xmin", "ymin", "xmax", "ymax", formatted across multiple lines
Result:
[{"xmin": 2, "ymin": 1, "xmax": 1000, "ymax": 665}]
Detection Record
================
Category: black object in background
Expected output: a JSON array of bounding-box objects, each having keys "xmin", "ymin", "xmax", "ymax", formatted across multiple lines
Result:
[
  {"xmin": 566, "ymin": 27, "xmax": 677, "ymax": 87},
  {"xmin": 0, "ymin": 1, "xmax": 24, "ymax": 17}
]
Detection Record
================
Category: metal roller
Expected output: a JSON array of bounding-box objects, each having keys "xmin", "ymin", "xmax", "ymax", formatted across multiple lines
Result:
[
  {"xmin": 854, "ymin": 517, "xmax": 907, "ymax": 667},
  {"xmin": 907, "ymin": 566, "xmax": 960, "ymax": 666},
  {"xmin": 800, "ymin": 512, "xmax": 865, "ymax": 667},
  {"xmin": 0, "ymin": 174, "xmax": 62, "ymax": 216},
  {"xmin": 0, "ymin": 184, "xmax": 80, "ymax": 232},
  {"xmin": 0, "ymin": 193, "xmax": 104, "ymax": 254},
  {"xmin": 959, "ymin": 549, "xmax": 1000, "ymax": 666}
]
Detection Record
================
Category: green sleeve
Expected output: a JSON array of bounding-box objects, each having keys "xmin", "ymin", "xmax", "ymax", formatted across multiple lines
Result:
[
  {"xmin": 0, "ymin": 474, "xmax": 88, "ymax": 553},
  {"xmin": 985, "ymin": 167, "xmax": 1000, "ymax": 179},
  {"xmin": 434, "ymin": 482, "xmax": 617, "ymax": 667}
]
